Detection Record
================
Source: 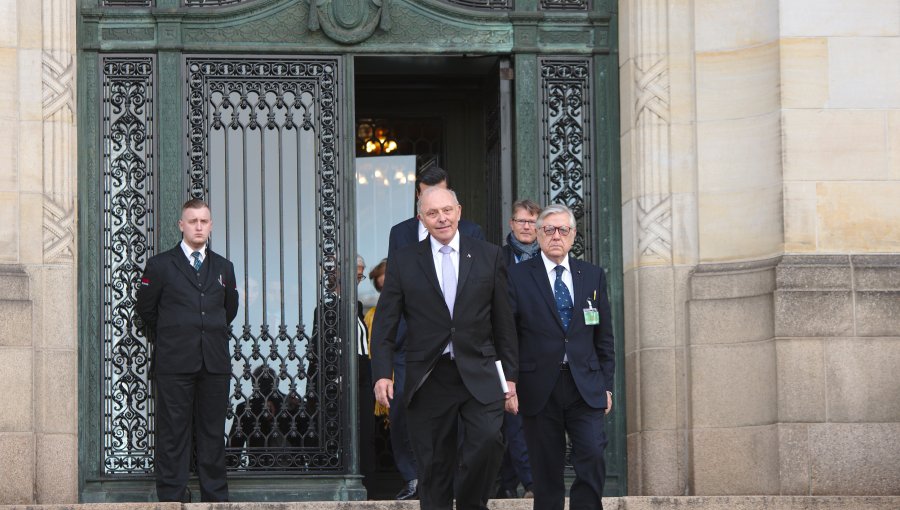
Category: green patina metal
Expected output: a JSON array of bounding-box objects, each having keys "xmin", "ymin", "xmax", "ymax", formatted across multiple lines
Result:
[{"xmin": 78, "ymin": 0, "xmax": 622, "ymax": 501}]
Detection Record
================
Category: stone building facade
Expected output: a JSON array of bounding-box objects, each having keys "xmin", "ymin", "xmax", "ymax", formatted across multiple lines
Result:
[{"xmin": 0, "ymin": 0, "xmax": 898, "ymax": 504}]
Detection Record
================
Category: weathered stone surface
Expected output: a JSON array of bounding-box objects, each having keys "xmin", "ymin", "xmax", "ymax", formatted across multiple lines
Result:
[
  {"xmin": 776, "ymin": 263, "xmax": 851, "ymax": 291},
  {"xmin": 776, "ymin": 338, "xmax": 826, "ymax": 423},
  {"xmin": 809, "ymin": 423, "xmax": 900, "ymax": 495},
  {"xmin": 691, "ymin": 425, "xmax": 780, "ymax": 495},
  {"xmin": 778, "ymin": 424, "xmax": 810, "ymax": 495},
  {"xmin": 774, "ymin": 290, "xmax": 853, "ymax": 338},
  {"xmin": 0, "ymin": 347, "xmax": 33, "ymax": 431},
  {"xmin": 689, "ymin": 294, "xmax": 773, "ymax": 345},
  {"xmin": 691, "ymin": 261, "xmax": 776, "ymax": 300},
  {"xmin": 855, "ymin": 291, "xmax": 900, "ymax": 337},
  {"xmin": 0, "ymin": 267, "xmax": 28, "ymax": 300},
  {"xmin": 35, "ymin": 434, "xmax": 77, "ymax": 503},
  {"xmin": 636, "ymin": 267, "xmax": 676, "ymax": 349},
  {"xmin": 34, "ymin": 350, "xmax": 77, "ymax": 434},
  {"xmin": 849, "ymin": 254, "xmax": 900, "ymax": 290},
  {"xmin": 41, "ymin": 267, "xmax": 75, "ymax": 350},
  {"xmin": 621, "ymin": 496, "xmax": 900, "ymax": 509},
  {"xmin": 0, "ymin": 433, "xmax": 35, "ymax": 504},
  {"xmin": 640, "ymin": 430, "xmax": 679, "ymax": 496},
  {"xmin": 825, "ymin": 338, "xmax": 900, "ymax": 423},
  {"xmin": 627, "ymin": 432, "xmax": 642, "ymax": 495},
  {"xmin": 626, "ymin": 351, "xmax": 639, "ymax": 434},
  {"xmin": 0, "ymin": 299, "xmax": 31, "ymax": 346},
  {"xmin": 691, "ymin": 341, "xmax": 777, "ymax": 428},
  {"xmin": 639, "ymin": 349, "xmax": 676, "ymax": 431}
]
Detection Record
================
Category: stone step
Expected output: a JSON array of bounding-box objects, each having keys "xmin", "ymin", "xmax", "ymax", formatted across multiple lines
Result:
[{"xmin": 2, "ymin": 497, "xmax": 900, "ymax": 510}]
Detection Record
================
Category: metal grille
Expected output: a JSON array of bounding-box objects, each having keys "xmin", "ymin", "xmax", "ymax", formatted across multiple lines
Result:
[
  {"xmin": 184, "ymin": 0, "xmax": 254, "ymax": 6},
  {"xmin": 441, "ymin": 0, "xmax": 512, "ymax": 9},
  {"xmin": 540, "ymin": 0, "xmax": 587, "ymax": 10},
  {"xmin": 102, "ymin": 0, "xmax": 152, "ymax": 6},
  {"xmin": 101, "ymin": 56, "xmax": 156, "ymax": 474},
  {"xmin": 539, "ymin": 58, "xmax": 592, "ymax": 260},
  {"xmin": 186, "ymin": 56, "xmax": 344, "ymax": 472}
]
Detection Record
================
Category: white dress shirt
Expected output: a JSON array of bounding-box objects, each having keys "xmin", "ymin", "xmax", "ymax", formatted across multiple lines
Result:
[
  {"xmin": 418, "ymin": 220, "xmax": 428, "ymax": 242},
  {"xmin": 180, "ymin": 240, "xmax": 206, "ymax": 266},
  {"xmin": 431, "ymin": 231, "xmax": 460, "ymax": 357}
]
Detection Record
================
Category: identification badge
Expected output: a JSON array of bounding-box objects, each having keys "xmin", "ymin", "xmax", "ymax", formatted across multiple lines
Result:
[{"xmin": 583, "ymin": 298, "xmax": 600, "ymax": 325}]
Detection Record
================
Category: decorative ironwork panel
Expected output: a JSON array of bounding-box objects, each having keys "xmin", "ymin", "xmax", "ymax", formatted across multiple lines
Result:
[
  {"xmin": 101, "ymin": 56, "xmax": 156, "ymax": 475},
  {"xmin": 186, "ymin": 56, "xmax": 343, "ymax": 472},
  {"xmin": 540, "ymin": 0, "xmax": 588, "ymax": 10},
  {"xmin": 103, "ymin": 0, "xmax": 152, "ymax": 6},
  {"xmin": 539, "ymin": 58, "xmax": 592, "ymax": 260},
  {"xmin": 184, "ymin": 0, "xmax": 254, "ymax": 6},
  {"xmin": 441, "ymin": 0, "xmax": 512, "ymax": 10}
]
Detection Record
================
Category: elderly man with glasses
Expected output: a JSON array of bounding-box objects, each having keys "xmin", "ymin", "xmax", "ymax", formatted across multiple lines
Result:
[{"xmin": 506, "ymin": 203, "xmax": 615, "ymax": 510}]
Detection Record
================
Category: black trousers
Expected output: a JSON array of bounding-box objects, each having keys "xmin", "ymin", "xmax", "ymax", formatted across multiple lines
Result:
[
  {"xmin": 523, "ymin": 368, "xmax": 607, "ymax": 510},
  {"xmin": 407, "ymin": 356, "xmax": 505, "ymax": 510},
  {"xmin": 154, "ymin": 366, "xmax": 230, "ymax": 502}
]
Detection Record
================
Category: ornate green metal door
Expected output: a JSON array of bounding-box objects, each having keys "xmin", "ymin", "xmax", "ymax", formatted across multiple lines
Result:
[{"xmin": 78, "ymin": 0, "xmax": 623, "ymax": 502}]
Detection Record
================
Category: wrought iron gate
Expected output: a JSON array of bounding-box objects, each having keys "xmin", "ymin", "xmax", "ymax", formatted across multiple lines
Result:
[{"xmin": 98, "ymin": 55, "xmax": 348, "ymax": 476}]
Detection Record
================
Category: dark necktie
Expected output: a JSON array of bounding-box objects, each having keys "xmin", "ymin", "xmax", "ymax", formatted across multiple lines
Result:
[
  {"xmin": 554, "ymin": 265, "xmax": 573, "ymax": 331},
  {"xmin": 191, "ymin": 251, "xmax": 202, "ymax": 272}
]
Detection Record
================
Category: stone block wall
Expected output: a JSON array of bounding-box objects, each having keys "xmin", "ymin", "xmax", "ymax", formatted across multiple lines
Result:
[{"xmin": 0, "ymin": 0, "xmax": 78, "ymax": 504}]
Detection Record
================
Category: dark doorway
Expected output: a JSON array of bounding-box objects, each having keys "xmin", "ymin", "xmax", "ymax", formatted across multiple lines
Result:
[{"xmin": 353, "ymin": 55, "xmax": 510, "ymax": 499}]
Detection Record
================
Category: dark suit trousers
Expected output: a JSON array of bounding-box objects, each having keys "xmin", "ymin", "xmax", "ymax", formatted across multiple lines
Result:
[
  {"xmin": 389, "ymin": 349, "xmax": 418, "ymax": 482},
  {"xmin": 154, "ymin": 366, "xmax": 230, "ymax": 502},
  {"xmin": 499, "ymin": 410, "xmax": 533, "ymax": 492},
  {"xmin": 522, "ymin": 369, "xmax": 607, "ymax": 510},
  {"xmin": 407, "ymin": 356, "xmax": 505, "ymax": 510}
]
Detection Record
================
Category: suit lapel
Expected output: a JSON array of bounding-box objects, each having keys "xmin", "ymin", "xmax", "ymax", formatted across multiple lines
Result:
[
  {"xmin": 570, "ymin": 258, "xmax": 585, "ymax": 324},
  {"xmin": 416, "ymin": 238, "xmax": 444, "ymax": 299},
  {"xmin": 202, "ymin": 249, "xmax": 219, "ymax": 291},
  {"xmin": 170, "ymin": 244, "xmax": 199, "ymax": 285},
  {"xmin": 455, "ymin": 235, "xmax": 473, "ymax": 300},
  {"xmin": 529, "ymin": 257, "xmax": 565, "ymax": 331}
]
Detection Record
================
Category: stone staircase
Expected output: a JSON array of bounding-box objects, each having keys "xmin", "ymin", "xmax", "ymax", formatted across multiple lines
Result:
[{"xmin": 2, "ymin": 497, "xmax": 900, "ymax": 510}]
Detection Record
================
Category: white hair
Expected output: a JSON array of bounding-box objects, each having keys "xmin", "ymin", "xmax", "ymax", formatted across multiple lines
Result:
[
  {"xmin": 357, "ymin": 254, "xmax": 366, "ymax": 268},
  {"xmin": 536, "ymin": 204, "xmax": 576, "ymax": 229},
  {"xmin": 416, "ymin": 186, "xmax": 460, "ymax": 215}
]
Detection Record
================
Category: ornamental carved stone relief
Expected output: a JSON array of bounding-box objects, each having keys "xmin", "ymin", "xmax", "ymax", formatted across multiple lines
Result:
[{"xmin": 307, "ymin": 0, "xmax": 391, "ymax": 44}]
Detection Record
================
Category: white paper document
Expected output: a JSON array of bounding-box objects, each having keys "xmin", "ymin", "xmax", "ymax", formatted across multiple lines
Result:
[{"xmin": 495, "ymin": 360, "xmax": 509, "ymax": 393}]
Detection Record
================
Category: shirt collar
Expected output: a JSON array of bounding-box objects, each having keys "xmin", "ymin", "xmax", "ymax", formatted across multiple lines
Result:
[
  {"xmin": 180, "ymin": 240, "xmax": 206, "ymax": 259},
  {"xmin": 429, "ymin": 229, "xmax": 461, "ymax": 254},
  {"xmin": 540, "ymin": 251, "xmax": 570, "ymax": 275},
  {"xmin": 417, "ymin": 220, "xmax": 428, "ymax": 242}
]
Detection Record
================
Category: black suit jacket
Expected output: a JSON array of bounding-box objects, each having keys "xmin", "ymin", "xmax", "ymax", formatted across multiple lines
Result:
[
  {"xmin": 507, "ymin": 255, "xmax": 615, "ymax": 416},
  {"xmin": 388, "ymin": 216, "xmax": 484, "ymax": 257},
  {"xmin": 135, "ymin": 244, "xmax": 239, "ymax": 375},
  {"xmin": 371, "ymin": 234, "xmax": 518, "ymax": 406}
]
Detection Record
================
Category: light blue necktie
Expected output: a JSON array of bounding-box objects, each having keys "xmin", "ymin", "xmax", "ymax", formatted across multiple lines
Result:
[
  {"xmin": 440, "ymin": 245, "xmax": 456, "ymax": 358},
  {"xmin": 554, "ymin": 265, "xmax": 573, "ymax": 331},
  {"xmin": 191, "ymin": 251, "xmax": 202, "ymax": 272}
]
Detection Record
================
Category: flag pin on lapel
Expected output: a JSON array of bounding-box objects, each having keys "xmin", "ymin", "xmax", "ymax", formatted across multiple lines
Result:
[{"xmin": 467, "ymin": 253, "xmax": 472, "ymax": 258}]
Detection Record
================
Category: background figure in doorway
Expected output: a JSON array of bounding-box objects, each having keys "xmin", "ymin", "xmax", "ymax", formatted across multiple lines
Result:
[
  {"xmin": 384, "ymin": 166, "xmax": 485, "ymax": 501},
  {"xmin": 357, "ymin": 255, "xmax": 377, "ymax": 495},
  {"xmin": 495, "ymin": 199, "xmax": 541, "ymax": 499},
  {"xmin": 135, "ymin": 198, "xmax": 239, "ymax": 503},
  {"xmin": 228, "ymin": 365, "xmax": 289, "ymax": 449}
]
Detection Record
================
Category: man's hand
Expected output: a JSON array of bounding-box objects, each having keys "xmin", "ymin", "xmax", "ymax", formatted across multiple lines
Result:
[
  {"xmin": 605, "ymin": 390, "xmax": 613, "ymax": 415},
  {"xmin": 504, "ymin": 381, "xmax": 518, "ymax": 415},
  {"xmin": 374, "ymin": 378, "xmax": 394, "ymax": 409}
]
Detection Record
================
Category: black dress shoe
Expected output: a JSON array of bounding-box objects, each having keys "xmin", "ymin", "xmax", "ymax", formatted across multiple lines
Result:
[{"xmin": 396, "ymin": 479, "xmax": 418, "ymax": 500}]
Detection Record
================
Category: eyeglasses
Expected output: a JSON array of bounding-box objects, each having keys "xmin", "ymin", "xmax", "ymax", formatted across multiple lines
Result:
[
  {"xmin": 541, "ymin": 225, "xmax": 572, "ymax": 237},
  {"xmin": 512, "ymin": 219, "xmax": 536, "ymax": 226},
  {"xmin": 357, "ymin": 274, "xmax": 367, "ymax": 282}
]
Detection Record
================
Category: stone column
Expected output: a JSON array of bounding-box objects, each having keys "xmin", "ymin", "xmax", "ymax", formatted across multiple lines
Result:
[
  {"xmin": 0, "ymin": 0, "xmax": 77, "ymax": 503},
  {"xmin": 621, "ymin": 0, "xmax": 784, "ymax": 495}
]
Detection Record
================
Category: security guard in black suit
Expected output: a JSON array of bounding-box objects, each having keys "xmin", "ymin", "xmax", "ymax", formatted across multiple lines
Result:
[{"xmin": 136, "ymin": 198, "xmax": 239, "ymax": 502}]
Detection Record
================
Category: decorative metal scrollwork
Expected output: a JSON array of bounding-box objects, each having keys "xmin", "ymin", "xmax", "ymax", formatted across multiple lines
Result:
[
  {"xmin": 102, "ymin": 0, "xmax": 152, "ymax": 6},
  {"xmin": 186, "ymin": 56, "xmax": 343, "ymax": 472},
  {"xmin": 185, "ymin": 0, "xmax": 255, "ymax": 6},
  {"xmin": 540, "ymin": 0, "xmax": 587, "ymax": 10},
  {"xmin": 101, "ymin": 56, "xmax": 156, "ymax": 474},
  {"xmin": 441, "ymin": 0, "xmax": 512, "ymax": 10},
  {"xmin": 540, "ymin": 58, "xmax": 592, "ymax": 260}
]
